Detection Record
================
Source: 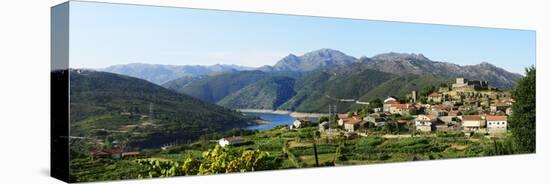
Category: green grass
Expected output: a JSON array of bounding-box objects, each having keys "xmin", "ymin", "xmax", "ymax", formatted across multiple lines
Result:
[{"xmin": 69, "ymin": 123, "xmax": 509, "ymax": 182}]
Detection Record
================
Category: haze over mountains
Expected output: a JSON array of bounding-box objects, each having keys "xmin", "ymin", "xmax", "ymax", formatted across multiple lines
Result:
[
  {"xmin": 102, "ymin": 63, "xmax": 253, "ymax": 84},
  {"xmin": 98, "ymin": 48, "xmax": 524, "ymax": 113}
]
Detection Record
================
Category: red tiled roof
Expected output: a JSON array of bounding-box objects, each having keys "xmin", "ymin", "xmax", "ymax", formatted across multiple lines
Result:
[
  {"xmin": 345, "ymin": 118, "xmax": 362, "ymax": 125},
  {"xmin": 338, "ymin": 114, "xmax": 349, "ymax": 119},
  {"xmin": 416, "ymin": 115, "xmax": 437, "ymax": 122},
  {"xmin": 122, "ymin": 152, "xmax": 140, "ymax": 157},
  {"xmin": 391, "ymin": 103, "xmax": 414, "ymax": 110},
  {"xmin": 448, "ymin": 110, "xmax": 461, "ymax": 116},
  {"xmin": 463, "ymin": 115, "xmax": 483, "ymax": 121},
  {"xmin": 429, "ymin": 92, "xmax": 441, "ymax": 97},
  {"xmin": 92, "ymin": 148, "xmax": 122, "ymax": 155},
  {"xmin": 486, "ymin": 115, "xmax": 507, "ymax": 121},
  {"xmin": 425, "ymin": 115, "xmax": 437, "ymax": 120}
]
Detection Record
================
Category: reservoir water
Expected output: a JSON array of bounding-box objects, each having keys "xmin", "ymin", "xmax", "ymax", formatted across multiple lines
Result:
[{"xmin": 243, "ymin": 112, "xmax": 317, "ymax": 131}]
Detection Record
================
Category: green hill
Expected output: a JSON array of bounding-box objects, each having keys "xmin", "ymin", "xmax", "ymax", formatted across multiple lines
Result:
[
  {"xmin": 217, "ymin": 76, "xmax": 296, "ymax": 109},
  {"xmin": 166, "ymin": 70, "xmax": 302, "ymax": 103},
  {"xmin": 358, "ymin": 74, "xmax": 452, "ymax": 101},
  {"xmin": 69, "ymin": 70, "xmax": 251, "ymax": 149},
  {"xmin": 172, "ymin": 71, "xmax": 269, "ymax": 103},
  {"xmin": 278, "ymin": 63, "xmax": 395, "ymax": 112},
  {"xmin": 160, "ymin": 75, "xmax": 205, "ymax": 91}
]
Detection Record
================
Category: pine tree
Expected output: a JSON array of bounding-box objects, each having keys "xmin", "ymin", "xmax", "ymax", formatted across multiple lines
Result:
[{"xmin": 509, "ymin": 66, "xmax": 536, "ymax": 153}]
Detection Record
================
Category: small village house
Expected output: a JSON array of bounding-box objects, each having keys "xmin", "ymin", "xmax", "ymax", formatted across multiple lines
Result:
[
  {"xmin": 383, "ymin": 96, "xmax": 399, "ymax": 112},
  {"xmin": 448, "ymin": 110, "xmax": 462, "ymax": 117},
  {"xmin": 415, "ymin": 115, "xmax": 438, "ymax": 132},
  {"xmin": 218, "ymin": 136, "xmax": 245, "ymax": 147},
  {"xmin": 428, "ymin": 105, "xmax": 450, "ymax": 116},
  {"xmin": 364, "ymin": 114, "xmax": 386, "ymax": 126},
  {"xmin": 461, "ymin": 115, "xmax": 486, "ymax": 132},
  {"xmin": 293, "ymin": 119, "xmax": 303, "ymax": 128},
  {"xmin": 90, "ymin": 148, "xmax": 124, "ymax": 160},
  {"xmin": 436, "ymin": 116, "xmax": 460, "ymax": 132},
  {"xmin": 344, "ymin": 118, "xmax": 362, "ymax": 132},
  {"xmin": 437, "ymin": 116, "xmax": 456, "ymax": 125},
  {"xmin": 389, "ymin": 103, "xmax": 416, "ymax": 116},
  {"xmin": 434, "ymin": 124, "xmax": 451, "ymax": 132},
  {"xmin": 486, "ymin": 115, "xmax": 508, "ymax": 135},
  {"xmin": 490, "ymin": 102, "xmax": 511, "ymax": 113},
  {"xmin": 290, "ymin": 118, "xmax": 310, "ymax": 129},
  {"xmin": 337, "ymin": 114, "xmax": 349, "ymax": 126},
  {"xmin": 428, "ymin": 92, "xmax": 443, "ymax": 103}
]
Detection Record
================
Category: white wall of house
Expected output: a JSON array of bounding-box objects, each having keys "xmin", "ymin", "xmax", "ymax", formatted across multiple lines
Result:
[
  {"xmin": 416, "ymin": 125, "xmax": 432, "ymax": 132},
  {"xmin": 344, "ymin": 123, "xmax": 357, "ymax": 132},
  {"xmin": 293, "ymin": 120, "xmax": 302, "ymax": 128},
  {"xmin": 487, "ymin": 120, "xmax": 507, "ymax": 134},
  {"xmin": 218, "ymin": 139, "xmax": 230, "ymax": 147},
  {"xmin": 338, "ymin": 119, "xmax": 344, "ymax": 126},
  {"xmin": 463, "ymin": 120, "xmax": 486, "ymax": 128}
]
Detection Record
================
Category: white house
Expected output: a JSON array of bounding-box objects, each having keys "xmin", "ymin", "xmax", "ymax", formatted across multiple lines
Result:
[
  {"xmin": 462, "ymin": 115, "xmax": 486, "ymax": 132},
  {"xmin": 344, "ymin": 118, "xmax": 362, "ymax": 132},
  {"xmin": 218, "ymin": 136, "xmax": 245, "ymax": 147},
  {"xmin": 383, "ymin": 96, "xmax": 399, "ymax": 112},
  {"xmin": 427, "ymin": 92, "xmax": 443, "ymax": 103},
  {"xmin": 293, "ymin": 119, "xmax": 303, "ymax": 128},
  {"xmin": 337, "ymin": 114, "xmax": 349, "ymax": 126},
  {"xmin": 486, "ymin": 115, "xmax": 507, "ymax": 135},
  {"xmin": 364, "ymin": 114, "xmax": 386, "ymax": 127},
  {"xmin": 415, "ymin": 115, "xmax": 437, "ymax": 132}
]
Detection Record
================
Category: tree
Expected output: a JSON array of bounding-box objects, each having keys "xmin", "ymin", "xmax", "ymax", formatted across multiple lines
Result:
[
  {"xmin": 347, "ymin": 112, "xmax": 354, "ymax": 118},
  {"xmin": 369, "ymin": 99, "xmax": 383, "ymax": 108},
  {"xmin": 317, "ymin": 116, "xmax": 329, "ymax": 124},
  {"xmin": 420, "ymin": 85, "xmax": 436, "ymax": 97},
  {"xmin": 509, "ymin": 66, "xmax": 536, "ymax": 153}
]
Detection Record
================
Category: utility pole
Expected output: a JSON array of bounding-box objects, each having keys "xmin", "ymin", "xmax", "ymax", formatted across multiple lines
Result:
[{"xmin": 149, "ymin": 102, "xmax": 154, "ymax": 120}]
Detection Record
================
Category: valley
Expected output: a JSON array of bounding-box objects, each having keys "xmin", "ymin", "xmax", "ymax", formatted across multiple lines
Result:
[{"xmin": 68, "ymin": 48, "xmax": 531, "ymax": 182}]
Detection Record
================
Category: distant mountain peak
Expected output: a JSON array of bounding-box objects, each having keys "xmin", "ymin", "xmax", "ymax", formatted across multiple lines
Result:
[
  {"xmin": 372, "ymin": 52, "xmax": 430, "ymax": 61},
  {"xmin": 478, "ymin": 61, "xmax": 495, "ymax": 67},
  {"xmin": 102, "ymin": 63, "xmax": 253, "ymax": 84},
  {"xmin": 307, "ymin": 48, "xmax": 344, "ymax": 54},
  {"xmin": 282, "ymin": 54, "xmax": 299, "ymax": 60},
  {"xmin": 267, "ymin": 48, "xmax": 357, "ymax": 72}
]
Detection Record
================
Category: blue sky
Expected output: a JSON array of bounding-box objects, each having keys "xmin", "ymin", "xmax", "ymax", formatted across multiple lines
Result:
[{"xmin": 69, "ymin": 1, "xmax": 535, "ymax": 74}]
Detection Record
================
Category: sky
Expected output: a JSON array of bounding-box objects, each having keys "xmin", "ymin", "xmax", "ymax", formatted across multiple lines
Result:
[{"xmin": 69, "ymin": 1, "xmax": 536, "ymax": 74}]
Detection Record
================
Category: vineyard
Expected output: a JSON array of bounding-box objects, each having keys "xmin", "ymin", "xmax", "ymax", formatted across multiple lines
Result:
[{"xmin": 69, "ymin": 126, "xmax": 511, "ymax": 182}]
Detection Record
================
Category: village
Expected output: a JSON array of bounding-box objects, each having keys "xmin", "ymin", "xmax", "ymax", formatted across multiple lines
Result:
[
  {"xmin": 87, "ymin": 77, "xmax": 514, "ymax": 166},
  {"xmin": 307, "ymin": 77, "xmax": 511, "ymax": 139},
  {"xmin": 211, "ymin": 77, "xmax": 514, "ymax": 150}
]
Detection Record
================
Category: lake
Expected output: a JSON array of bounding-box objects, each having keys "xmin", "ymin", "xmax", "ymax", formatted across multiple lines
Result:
[{"xmin": 243, "ymin": 112, "xmax": 317, "ymax": 131}]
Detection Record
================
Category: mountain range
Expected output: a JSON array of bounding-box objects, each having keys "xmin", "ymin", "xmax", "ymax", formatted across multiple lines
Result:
[
  {"xmin": 99, "ymin": 48, "xmax": 524, "ymax": 113},
  {"xmin": 102, "ymin": 63, "xmax": 253, "ymax": 84}
]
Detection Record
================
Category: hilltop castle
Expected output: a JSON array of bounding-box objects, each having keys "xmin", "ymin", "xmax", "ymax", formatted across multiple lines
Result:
[{"xmin": 451, "ymin": 78, "xmax": 489, "ymax": 91}]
